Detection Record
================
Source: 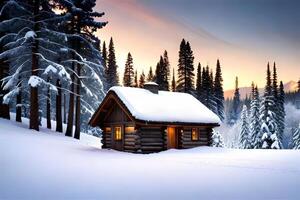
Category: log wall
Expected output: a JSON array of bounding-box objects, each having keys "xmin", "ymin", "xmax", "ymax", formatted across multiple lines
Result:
[
  {"xmin": 138, "ymin": 127, "xmax": 164, "ymax": 153},
  {"xmin": 181, "ymin": 127, "xmax": 211, "ymax": 149},
  {"xmin": 101, "ymin": 131, "xmax": 112, "ymax": 149},
  {"xmin": 124, "ymin": 130, "xmax": 141, "ymax": 153}
]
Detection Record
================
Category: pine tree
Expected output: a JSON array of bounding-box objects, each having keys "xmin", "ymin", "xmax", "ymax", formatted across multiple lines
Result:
[
  {"xmin": 259, "ymin": 63, "xmax": 281, "ymax": 149},
  {"xmin": 1, "ymin": 0, "xmax": 107, "ymax": 135},
  {"xmin": 107, "ymin": 37, "xmax": 118, "ymax": 88},
  {"xmin": 230, "ymin": 77, "xmax": 241, "ymax": 124},
  {"xmin": 292, "ymin": 123, "xmax": 300, "ymax": 149},
  {"xmin": 214, "ymin": 59, "xmax": 224, "ymax": 121},
  {"xmin": 239, "ymin": 105, "xmax": 250, "ymax": 149},
  {"xmin": 250, "ymin": 84, "xmax": 260, "ymax": 148},
  {"xmin": 147, "ymin": 66, "xmax": 154, "ymax": 82},
  {"xmin": 139, "ymin": 71, "xmax": 145, "ymax": 88},
  {"xmin": 102, "ymin": 41, "xmax": 108, "ymax": 80},
  {"xmin": 277, "ymin": 81, "xmax": 285, "ymax": 142},
  {"xmin": 211, "ymin": 129, "xmax": 224, "ymax": 147},
  {"xmin": 133, "ymin": 70, "xmax": 138, "ymax": 87},
  {"xmin": 155, "ymin": 56, "xmax": 164, "ymax": 89},
  {"xmin": 201, "ymin": 66, "xmax": 207, "ymax": 105},
  {"xmin": 123, "ymin": 52, "xmax": 134, "ymax": 87},
  {"xmin": 171, "ymin": 68, "xmax": 176, "ymax": 92},
  {"xmin": 161, "ymin": 50, "xmax": 170, "ymax": 91},
  {"xmin": 209, "ymin": 70, "xmax": 217, "ymax": 113},
  {"xmin": 176, "ymin": 39, "xmax": 195, "ymax": 94},
  {"xmin": 272, "ymin": 62, "xmax": 281, "ymax": 141},
  {"xmin": 196, "ymin": 63, "xmax": 202, "ymax": 101}
]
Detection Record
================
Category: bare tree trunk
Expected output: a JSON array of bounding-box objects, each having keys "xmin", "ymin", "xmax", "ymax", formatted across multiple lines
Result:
[
  {"xmin": 16, "ymin": 89, "xmax": 22, "ymax": 122},
  {"xmin": 63, "ymin": 94, "xmax": 66, "ymax": 124},
  {"xmin": 0, "ymin": 61, "xmax": 10, "ymax": 120},
  {"xmin": 46, "ymin": 78, "xmax": 51, "ymax": 129},
  {"xmin": 56, "ymin": 79, "xmax": 62, "ymax": 132},
  {"xmin": 74, "ymin": 63, "xmax": 81, "ymax": 140},
  {"xmin": 65, "ymin": 62, "xmax": 75, "ymax": 137},
  {"xmin": 29, "ymin": 0, "xmax": 40, "ymax": 131}
]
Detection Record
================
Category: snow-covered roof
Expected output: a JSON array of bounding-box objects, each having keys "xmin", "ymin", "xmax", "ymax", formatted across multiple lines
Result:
[{"xmin": 109, "ymin": 86, "xmax": 221, "ymax": 124}]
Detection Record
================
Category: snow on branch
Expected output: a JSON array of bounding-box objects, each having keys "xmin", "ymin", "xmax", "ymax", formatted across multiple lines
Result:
[{"xmin": 28, "ymin": 75, "xmax": 58, "ymax": 93}]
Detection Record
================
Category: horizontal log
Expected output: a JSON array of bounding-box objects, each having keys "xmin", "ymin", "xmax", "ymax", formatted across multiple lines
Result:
[
  {"xmin": 141, "ymin": 138, "xmax": 164, "ymax": 143},
  {"xmin": 141, "ymin": 146, "xmax": 163, "ymax": 150},
  {"xmin": 124, "ymin": 146, "xmax": 139, "ymax": 150},
  {"xmin": 141, "ymin": 142, "xmax": 163, "ymax": 146},
  {"xmin": 124, "ymin": 138, "xmax": 137, "ymax": 143}
]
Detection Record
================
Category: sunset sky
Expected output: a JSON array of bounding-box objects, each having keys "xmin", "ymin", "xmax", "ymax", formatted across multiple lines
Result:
[{"xmin": 96, "ymin": 0, "xmax": 300, "ymax": 90}]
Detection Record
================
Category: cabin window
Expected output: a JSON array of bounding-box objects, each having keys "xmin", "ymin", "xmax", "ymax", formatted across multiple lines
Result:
[
  {"xmin": 114, "ymin": 127, "xmax": 122, "ymax": 140},
  {"xmin": 104, "ymin": 127, "xmax": 112, "ymax": 133},
  {"xmin": 191, "ymin": 128, "xmax": 199, "ymax": 141},
  {"xmin": 125, "ymin": 126, "xmax": 135, "ymax": 134}
]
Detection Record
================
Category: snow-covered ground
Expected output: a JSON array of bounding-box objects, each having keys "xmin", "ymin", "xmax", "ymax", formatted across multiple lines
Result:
[{"xmin": 1, "ymin": 118, "xmax": 300, "ymax": 199}]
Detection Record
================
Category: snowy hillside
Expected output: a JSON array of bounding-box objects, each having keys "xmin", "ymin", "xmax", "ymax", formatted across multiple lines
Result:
[
  {"xmin": 1, "ymin": 119, "xmax": 300, "ymax": 200},
  {"xmin": 224, "ymin": 80, "xmax": 298, "ymax": 99}
]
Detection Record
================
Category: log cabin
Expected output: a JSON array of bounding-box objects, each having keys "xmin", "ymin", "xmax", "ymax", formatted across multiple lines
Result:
[{"xmin": 89, "ymin": 82, "xmax": 220, "ymax": 153}]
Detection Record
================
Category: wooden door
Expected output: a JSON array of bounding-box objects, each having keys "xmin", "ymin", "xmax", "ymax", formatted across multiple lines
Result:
[
  {"xmin": 113, "ymin": 126, "xmax": 123, "ymax": 151},
  {"xmin": 167, "ymin": 127, "xmax": 176, "ymax": 149}
]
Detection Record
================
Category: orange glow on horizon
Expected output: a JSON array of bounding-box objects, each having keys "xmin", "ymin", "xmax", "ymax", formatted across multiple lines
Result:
[{"xmin": 96, "ymin": 0, "xmax": 299, "ymax": 90}]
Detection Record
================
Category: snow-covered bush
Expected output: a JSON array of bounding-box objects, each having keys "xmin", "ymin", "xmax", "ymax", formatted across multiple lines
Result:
[{"xmin": 211, "ymin": 129, "xmax": 225, "ymax": 147}]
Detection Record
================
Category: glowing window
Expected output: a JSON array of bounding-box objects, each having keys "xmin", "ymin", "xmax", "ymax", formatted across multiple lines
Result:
[
  {"xmin": 104, "ymin": 127, "xmax": 112, "ymax": 133},
  {"xmin": 115, "ymin": 127, "xmax": 122, "ymax": 140},
  {"xmin": 191, "ymin": 128, "xmax": 199, "ymax": 141},
  {"xmin": 125, "ymin": 126, "xmax": 135, "ymax": 134}
]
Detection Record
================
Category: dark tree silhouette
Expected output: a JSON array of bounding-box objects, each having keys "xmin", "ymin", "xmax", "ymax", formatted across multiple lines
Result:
[{"xmin": 123, "ymin": 52, "xmax": 134, "ymax": 87}]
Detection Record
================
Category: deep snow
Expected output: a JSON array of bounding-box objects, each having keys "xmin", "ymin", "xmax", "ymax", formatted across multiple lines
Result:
[{"xmin": 1, "ymin": 118, "xmax": 300, "ymax": 200}]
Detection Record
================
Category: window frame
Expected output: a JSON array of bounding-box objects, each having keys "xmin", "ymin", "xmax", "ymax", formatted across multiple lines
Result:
[
  {"xmin": 191, "ymin": 128, "xmax": 199, "ymax": 141},
  {"xmin": 114, "ymin": 126, "xmax": 122, "ymax": 141}
]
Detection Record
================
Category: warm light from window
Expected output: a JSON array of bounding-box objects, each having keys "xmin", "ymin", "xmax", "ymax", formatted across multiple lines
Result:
[
  {"xmin": 105, "ymin": 127, "xmax": 112, "ymax": 132},
  {"xmin": 115, "ymin": 127, "xmax": 122, "ymax": 140},
  {"xmin": 125, "ymin": 126, "xmax": 135, "ymax": 133},
  {"xmin": 192, "ymin": 128, "xmax": 199, "ymax": 141}
]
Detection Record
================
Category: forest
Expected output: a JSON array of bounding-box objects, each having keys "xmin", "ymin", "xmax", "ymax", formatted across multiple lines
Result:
[{"xmin": 0, "ymin": 0, "xmax": 300, "ymax": 149}]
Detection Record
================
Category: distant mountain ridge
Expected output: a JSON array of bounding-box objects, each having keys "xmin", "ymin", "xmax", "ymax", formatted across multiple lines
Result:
[{"xmin": 224, "ymin": 80, "xmax": 298, "ymax": 99}]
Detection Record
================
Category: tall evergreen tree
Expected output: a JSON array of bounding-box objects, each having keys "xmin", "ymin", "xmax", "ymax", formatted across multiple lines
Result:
[
  {"xmin": 250, "ymin": 84, "xmax": 260, "ymax": 148},
  {"xmin": 176, "ymin": 39, "xmax": 195, "ymax": 94},
  {"xmin": 155, "ymin": 57, "xmax": 163, "ymax": 88},
  {"xmin": 102, "ymin": 41, "xmax": 107, "ymax": 78},
  {"xmin": 171, "ymin": 68, "xmax": 176, "ymax": 92},
  {"xmin": 147, "ymin": 66, "xmax": 154, "ymax": 82},
  {"xmin": 196, "ymin": 63, "xmax": 202, "ymax": 101},
  {"xmin": 230, "ymin": 76, "xmax": 241, "ymax": 124},
  {"xmin": 239, "ymin": 105, "xmax": 250, "ymax": 149},
  {"xmin": 133, "ymin": 70, "xmax": 138, "ymax": 87},
  {"xmin": 107, "ymin": 37, "xmax": 118, "ymax": 88},
  {"xmin": 259, "ymin": 63, "xmax": 281, "ymax": 149},
  {"xmin": 139, "ymin": 71, "xmax": 145, "ymax": 88},
  {"xmin": 277, "ymin": 81, "xmax": 285, "ymax": 142},
  {"xmin": 201, "ymin": 66, "xmax": 214, "ymax": 111},
  {"xmin": 214, "ymin": 59, "xmax": 224, "ymax": 121},
  {"xmin": 161, "ymin": 50, "xmax": 170, "ymax": 91},
  {"xmin": 123, "ymin": 52, "xmax": 134, "ymax": 87},
  {"xmin": 209, "ymin": 70, "xmax": 217, "ymax": 113}
]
